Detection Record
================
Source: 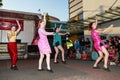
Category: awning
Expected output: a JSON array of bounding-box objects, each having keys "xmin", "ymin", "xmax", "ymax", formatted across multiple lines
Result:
[
  {"xmin": 83, "ymin": 6, "xmax": 120, "ymax": 26},
  {"xmin": 67, "ymin": 6, "xmax": 120, "ymax": 33}
]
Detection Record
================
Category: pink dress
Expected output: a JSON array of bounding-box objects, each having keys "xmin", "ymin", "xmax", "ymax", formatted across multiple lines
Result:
[
  {"xmin": 38, "ymin": 27, "xmax": 53, "ymax": 54},
  {"xmin": 91, "ymin": 29, "xmax": 106, "ymax": 51}
]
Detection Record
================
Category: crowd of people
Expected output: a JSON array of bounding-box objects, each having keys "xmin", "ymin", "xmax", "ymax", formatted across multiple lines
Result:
[
  {"xmin": 66, "ymin": 35, "xmax": 120, "ymax": 64},
  {"xmin": 66, "ymin": 38, "xmax": 91, "ymax": 61}
]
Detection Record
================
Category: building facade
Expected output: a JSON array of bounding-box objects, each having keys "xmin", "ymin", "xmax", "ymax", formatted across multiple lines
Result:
[
  {"xmin": 69, "ymin": 0, "xmax": 120, "ymax": 20},
  {"xmin": 68, "ymin": 0, "xmax": 120, "ymax": 40}
]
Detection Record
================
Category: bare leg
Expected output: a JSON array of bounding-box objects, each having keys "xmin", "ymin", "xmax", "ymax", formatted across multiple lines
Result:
[
  {"xmin": 93, "ymin": 51, "xmax": 103, "ymax": 67},
  {"xmin": 46, "ymin": 54, "xmax": 51, "ymax": 70},
  {"xmin": 101, "ymin": 46, "xmax": 109, "ymax": 68},
  {"xmin": 45, "ymin": 53, "xmax": 53, "ymax": 73},
  {"xmin": 38, "ymin": 54, "xmax": 44, "ymax": 69},
  {"xmin": 58, "ymin": 46, "xmax": 65, "ymax": 61},
  {"xmin": 54, "ymin": 47, "xmax": 59, "ymax": 62}
]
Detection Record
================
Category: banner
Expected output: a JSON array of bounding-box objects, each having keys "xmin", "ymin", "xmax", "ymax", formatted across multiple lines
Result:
[{"xmin": 0, "ymin": 18, "xmax": 24, "ymax": 31}]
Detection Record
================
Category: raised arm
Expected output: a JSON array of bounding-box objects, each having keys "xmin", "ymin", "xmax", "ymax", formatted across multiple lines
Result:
[
  {"xmin": 43, "ymin": 12, "xmax": 47, "ymax": 25},
  {"xmin": 102, "ymin": 24, "xmax": 113, "ymax": 33},
  {"xmin": 97, "ymin": 24, "xmax": 113, "ymax": 34},
  {"xmin": 16, "ymin": 20, "xmax": 21, "ymax": 33},
  {"xmin": 39, "ymin": 13, "xmax": 47, "ymax": 28},
  {"xmin": 95, "ymin": 15, "xmax": 98, "ymax": 26},
  {"xmin": 59, "ymin": 24, "xmax": 62, "ymax": 30}
]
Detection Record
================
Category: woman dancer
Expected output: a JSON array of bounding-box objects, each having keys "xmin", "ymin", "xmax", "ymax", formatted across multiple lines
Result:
[
  {"xmin": 7, "ymin": 20, "xmax": 21, "ymax": 70},
  {"xmin": 89, "ymin": 16, "xmax": 113, "ymax": 71},
  {"xmin": 53, "ymin": 24, "xmax": 69, "ymax": 64},
  {"xmin": 37, "ymin": 13, "xmax": 54, "ymax": 73}
]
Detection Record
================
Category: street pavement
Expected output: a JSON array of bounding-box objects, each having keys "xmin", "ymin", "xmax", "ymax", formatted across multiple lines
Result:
[{"xmin": 0, "ymin": 58, "xmax": 120, "ymax": 80}]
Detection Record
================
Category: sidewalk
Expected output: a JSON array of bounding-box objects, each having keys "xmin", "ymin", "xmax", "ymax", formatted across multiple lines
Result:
[{"xmin": 0, "ymin": 59, "xmax": 120, "ymax": 80}]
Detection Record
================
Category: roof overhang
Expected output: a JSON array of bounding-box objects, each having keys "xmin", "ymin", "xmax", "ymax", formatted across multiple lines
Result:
[
  {"xmin": 0, "ymin": 9, "xmax": 40, "ymax": 20},
  {"xmin": 0, "ymin": 9, "xmax": 59, "ymax": 21},
  {"xmin": 83, "ymin": 6, "xmax": 120, "ymax": 26},
  {"xmin": 67, "ymin": 6, "xmax": 120, "ymax": 33}
]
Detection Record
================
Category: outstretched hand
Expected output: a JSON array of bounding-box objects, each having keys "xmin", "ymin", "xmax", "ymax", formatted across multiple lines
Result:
[
  {"xmin": 109, "ymin": 24, "xmax": 113, "ymax": 28},
  {"xmin": 102, "ymin": 24, "xmax": 114, "ymax": 33},
  {"xmin": 16, "ymin": 20, "xmax": 20, "ymax": 25},
  {"xmin": 95, "ymin": 15, "xmax": 98, "ymax": 19},
  {"xmin": 16, "ymin": 20, "xmax": 21, "ymax": 33},
  {"xmin": 37, "ymin": 15, "xmax": 41, "ymax": 19},
  {"xmin": 43, "ymin": 12, "xmax": 47, "ymax": 16},
  {"xmin": 59, "ymin": 24, "xmax": 62, "ymax": 30}
]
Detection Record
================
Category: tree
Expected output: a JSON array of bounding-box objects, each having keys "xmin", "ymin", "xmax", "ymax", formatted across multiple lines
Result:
[
  {"xmin": 46, "ymin": 13, "xmax": 51, "ymax": 28},
  {"xmin": 0, "ymin": 0, "xmax": 3, "ymax": 7}
]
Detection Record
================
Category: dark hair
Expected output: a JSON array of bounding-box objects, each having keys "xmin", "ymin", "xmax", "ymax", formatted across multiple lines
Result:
[
  {"xmin": 39, "ymin": 19, "xmax": 42, "ymax": 23},
  {"xmin": 53, "ymin": 27, "xmax": 58, "ymax": 32},
  {"xmin": 88, "ymin": 22, "xmax": 94, "ymax": 30}
]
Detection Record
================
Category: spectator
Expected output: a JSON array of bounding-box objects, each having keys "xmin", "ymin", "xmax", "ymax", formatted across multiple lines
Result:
[
  {"xmin": 85, "ymin": 38, "xmax": 91, "ymax": 53},
  {"xmin": 108, "ymin": 45, "xmax": 118, "ymax": 65},
  {"xmin": 81, "ymin": 51, "xmax": 88, "ymax": 60},
  {"xmin": 79, "ymin": 38, "xmax": 85, "ymax": 53},
  {"xmin": 67, "ymin": 49, "xmax": 75, "ymax": 59},
  {"xmin": 74, "ymin": 39, "xmax": 80, "ymax": 50},
  {"xmin": 75, "ymin": 49, "xmax": 81, "ymax": 59},
  {"xmin": 91, "ymin": 50, "xmax": 99, "ymax": 61}
]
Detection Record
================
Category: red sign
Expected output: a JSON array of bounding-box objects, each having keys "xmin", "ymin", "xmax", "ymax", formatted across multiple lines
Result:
[{"xmin": 0, "ymin": 18, "xmax": 24, "ymax": 31}]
